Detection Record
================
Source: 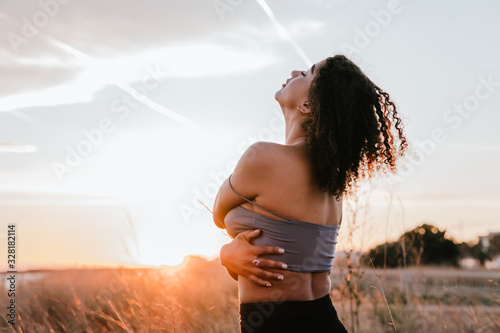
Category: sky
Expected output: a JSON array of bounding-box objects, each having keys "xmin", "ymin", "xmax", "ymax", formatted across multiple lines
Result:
[{"xmin": 0, "ymin": 0, "xmax": 499, "ymax": 271}]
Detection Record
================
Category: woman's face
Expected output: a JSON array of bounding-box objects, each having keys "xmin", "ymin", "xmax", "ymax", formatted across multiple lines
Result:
[{"xmin": 275, "ymin": 58, "xmax": 326, "ymax": 108}]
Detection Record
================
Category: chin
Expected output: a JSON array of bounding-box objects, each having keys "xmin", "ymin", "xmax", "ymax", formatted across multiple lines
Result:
[{"xmin": 274, "ymin": 88, "xmax": 283, "ymax": 102}]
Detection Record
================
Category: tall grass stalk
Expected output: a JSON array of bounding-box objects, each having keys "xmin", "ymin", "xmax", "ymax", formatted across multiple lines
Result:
[{"xmin": 370, "ymin": 258, "xmax": 399, "ymax": 333}]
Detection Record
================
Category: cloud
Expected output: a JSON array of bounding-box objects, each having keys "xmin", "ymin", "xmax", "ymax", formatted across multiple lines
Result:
[
  {"xmin": 0, "ymin": 0, "xmax": 282, "ymax": 111},
  {"xmin": 0, "ymin": 62, "xmax": 80, "ymax": 98},
  {"xmin": 0, "ymin": 142, "xmax": 38, "ymax": 153},
  {"xmin": 0, "ymin": 40, "xmax": 276, "ymax": 112},
  {"xmin": 0, "ymin": 0, "xmax": 333, "ymax": 113},
  {"xmin": 0, "ymin": 0, "xmax": 227, "ymax": 55}
]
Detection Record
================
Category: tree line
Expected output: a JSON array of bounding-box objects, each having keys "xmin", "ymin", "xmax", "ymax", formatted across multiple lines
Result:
[{"xmin": 366, "ymin": 223, "xmax": 500, "ymax": 268}]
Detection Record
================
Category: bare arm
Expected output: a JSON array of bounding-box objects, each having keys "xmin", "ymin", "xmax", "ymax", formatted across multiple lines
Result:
[
  {"xmin": 213, "ymin": 142, "xmax": 288, "ymax": 286},
  {"xmin": 213, "ymin": 142, "xmax": 276, "ymax": 228}
]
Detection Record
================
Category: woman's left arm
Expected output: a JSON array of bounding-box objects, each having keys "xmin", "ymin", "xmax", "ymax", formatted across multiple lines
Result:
[
  {"xmin": 212, "ymin": 142, "xmax": 274, "ymax": 228},
  {"xmin": 212, "ymin": 142, "xmax": 288, "ymax": 285}
]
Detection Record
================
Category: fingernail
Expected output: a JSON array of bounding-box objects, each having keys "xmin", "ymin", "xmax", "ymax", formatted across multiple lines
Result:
[
  {"xmin": 281, "ymin": 264, "xmax": 287, "ymax": 269},
  {"xmin": 266, "ymin": 283, "xmax": 271, "ymax": 287},
  {"xmin": 255, "ymin": 229, "xmax": 261, "ymax": 232},
  {"xmin": 278, "ymin": 248, "xmax": 285, "ymax": 253},
  {"xmin": 277, "ymin": 275, "xmax": 284, "ymax": 280}
]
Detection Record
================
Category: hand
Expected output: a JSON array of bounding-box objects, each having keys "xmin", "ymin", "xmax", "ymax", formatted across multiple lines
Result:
[{"xmin": 220, "ymin": 229, "xmax": 288, "ymax": 287}]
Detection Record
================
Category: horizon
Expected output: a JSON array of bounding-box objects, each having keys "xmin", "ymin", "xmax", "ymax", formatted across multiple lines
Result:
[{"xmin": 10, "ymin": 229, "xmax": 498, "ymax": 273}]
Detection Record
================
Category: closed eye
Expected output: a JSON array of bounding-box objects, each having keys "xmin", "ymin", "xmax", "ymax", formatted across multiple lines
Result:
[{"xmin": 301, "ymin": 71, "xmax": 306, "ymax": 76}]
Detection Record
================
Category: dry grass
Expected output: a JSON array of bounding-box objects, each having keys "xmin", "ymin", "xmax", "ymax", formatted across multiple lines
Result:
[
  {"xmin": 0, "ymin": 257, "xmax": 239, "ymax": 333},
  {"xmin": 0, "ymin": 256, "xmax": 498, "ymax": 332},
  {"xmin": 330, "ymin": 262, "xmax": 500, "ymax": 333}
]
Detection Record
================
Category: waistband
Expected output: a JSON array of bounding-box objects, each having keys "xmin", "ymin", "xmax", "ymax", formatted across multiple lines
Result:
[{"xmin": 239, "ymin": 294, "xmax": 334, "ymax": 318}]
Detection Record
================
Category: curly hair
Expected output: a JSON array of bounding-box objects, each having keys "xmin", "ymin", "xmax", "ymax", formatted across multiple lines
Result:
[{"xmin": 302, "ymin": 55, "xmax": 408, "ymax": 198}]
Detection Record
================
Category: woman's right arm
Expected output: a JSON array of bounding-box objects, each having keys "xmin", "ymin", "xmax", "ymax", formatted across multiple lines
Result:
[{"xmin": 220, "ymin": 229, "xmax": 288, "ymax": 287}]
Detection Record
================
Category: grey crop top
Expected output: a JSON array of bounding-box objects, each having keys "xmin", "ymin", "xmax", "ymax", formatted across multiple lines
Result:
[{"xmin": 224, "ymin": 174, "xmax": 341, "ymax": 273}]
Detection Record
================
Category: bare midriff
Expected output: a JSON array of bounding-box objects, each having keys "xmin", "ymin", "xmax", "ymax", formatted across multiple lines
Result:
[{"xmin": 238, "ymin": 268, "xmax": 331, "ymax": 303}]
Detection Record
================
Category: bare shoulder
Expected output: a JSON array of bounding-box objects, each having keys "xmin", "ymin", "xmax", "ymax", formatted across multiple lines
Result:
[
  {"xmin": 232, "ymin": 142, "xmax": 295, "ymax": 188},
  {"xmin": 238, "ymin": 141, "xmax": 291, "ymax": 169},
  {"xmin": 242, "ymin": 141, "xmax": 287, "ymax": 157}
]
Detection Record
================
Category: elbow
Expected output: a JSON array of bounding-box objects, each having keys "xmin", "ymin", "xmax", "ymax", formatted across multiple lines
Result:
[
  {"xmin": 213, "ymin": 196, "xmax": 224, "ymax": 229},
  {"xmin": 213, "ymin": 202, "xmax": 226, "ymax": 229},
  {"xmin": 213, "ymin": 215, "xmax": 225, "ymax": 229}
]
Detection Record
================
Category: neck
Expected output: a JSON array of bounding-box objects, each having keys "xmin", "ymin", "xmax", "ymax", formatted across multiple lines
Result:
[{"xmin": 282, "ymin": 106, "xmax": 308, "ymax": 145}]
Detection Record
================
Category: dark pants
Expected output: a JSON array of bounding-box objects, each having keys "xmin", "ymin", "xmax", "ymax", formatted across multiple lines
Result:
[{"xmin": 239, "ymin": 294, "xmax": 348, "ymax": 333}]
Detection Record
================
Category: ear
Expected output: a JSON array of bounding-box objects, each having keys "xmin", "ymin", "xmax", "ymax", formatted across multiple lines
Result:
[{"xmin": 298, "ymin": 101, "xmax": 311, "ymax": 114}]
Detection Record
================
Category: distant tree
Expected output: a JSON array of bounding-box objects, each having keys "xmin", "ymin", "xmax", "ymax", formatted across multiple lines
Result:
[
  {"xmin": 471, "ymin": 241, "xmax": 491, "ymax": 266},
  {"xmin": 366, "ymin": 240, "xmax": 405, "ymax": 268},
  {"xmin": 489, "ymin": 234, "xmax": 500, "ymax": 256},
  {"xmin": 457, "ymin": 241, "xmax": 475, "ymax": 259},
  {"xmin": 367, "ymin": 223, "xmax": 460, "ymax": 268}
]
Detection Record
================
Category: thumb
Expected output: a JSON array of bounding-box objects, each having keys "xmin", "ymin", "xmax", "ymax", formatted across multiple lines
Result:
[{"xmin": 237, "ymin": 229, "xmax": 261, "ymax": 241}]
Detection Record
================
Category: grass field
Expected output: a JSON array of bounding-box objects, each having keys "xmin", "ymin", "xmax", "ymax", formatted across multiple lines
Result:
[{"xmin": 1, "ymin": 256, "xmax": 499, "ymax": 332}]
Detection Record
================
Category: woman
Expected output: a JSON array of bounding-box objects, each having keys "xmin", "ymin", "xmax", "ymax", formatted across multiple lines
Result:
[{"xmin": 213, "ymin": 54, "xmax": 407, "ymax": 332}]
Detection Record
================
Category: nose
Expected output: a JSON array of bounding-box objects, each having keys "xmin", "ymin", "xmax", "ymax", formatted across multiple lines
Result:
[{"xmin": 290, "ymin": 70, "xmax": 301, "ymax": 78}]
